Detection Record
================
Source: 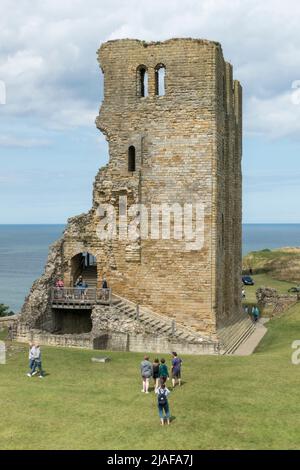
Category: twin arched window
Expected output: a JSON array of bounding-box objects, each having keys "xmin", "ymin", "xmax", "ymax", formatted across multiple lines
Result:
[{"xmin": 137, "ymin": 64, "xmax": 166, "ymax": 97}]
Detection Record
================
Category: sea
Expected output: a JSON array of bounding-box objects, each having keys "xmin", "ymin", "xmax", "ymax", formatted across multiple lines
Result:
[{"xmin": 0, "ymin": 224, "xmax": 300, "ymax": 313}]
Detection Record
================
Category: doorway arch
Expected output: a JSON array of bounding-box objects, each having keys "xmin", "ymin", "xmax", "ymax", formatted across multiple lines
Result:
[{"xmin": 70, "ymin": 252, "xmax": 98, "ymax": 288}]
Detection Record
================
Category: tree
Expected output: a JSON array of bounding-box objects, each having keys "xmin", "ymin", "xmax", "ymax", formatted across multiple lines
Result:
[{"xmin": 0, "ymin": 304, "xmax": 14, "ymax": 317}]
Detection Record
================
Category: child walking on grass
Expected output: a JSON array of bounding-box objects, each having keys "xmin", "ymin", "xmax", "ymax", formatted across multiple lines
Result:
[
  {"xmin": 158, "ymin": 358, "xmax": 169, "ymax": 385},
  {"xmin": 155, "ymin": 383, "xmax": 171, "ymax": 425}
]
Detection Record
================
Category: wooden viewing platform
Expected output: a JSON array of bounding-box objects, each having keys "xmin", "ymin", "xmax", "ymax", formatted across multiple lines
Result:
[{"xmin": 50, "ymin": 287, "xmax": 112, "ymax": 309}]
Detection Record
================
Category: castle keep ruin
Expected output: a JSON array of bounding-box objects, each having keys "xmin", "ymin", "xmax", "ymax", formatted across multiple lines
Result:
[{"xmin": 17, "ymin": 39, "xmax": 254, "ymax": 354}]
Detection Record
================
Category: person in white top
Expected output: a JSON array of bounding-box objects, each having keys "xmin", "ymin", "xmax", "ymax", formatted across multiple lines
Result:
[{"xmin": 27, "ymin": 343, "xmax": 36, "ymax": 377}]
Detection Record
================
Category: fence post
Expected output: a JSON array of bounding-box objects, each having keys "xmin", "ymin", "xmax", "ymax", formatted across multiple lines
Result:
[
  {"xmin": 136, "ymin": 304, "xmax": 140, "ymax": 320},
  {"xmin": 171, "ymin": 320, "xmax": 176, "ymax": 336}
]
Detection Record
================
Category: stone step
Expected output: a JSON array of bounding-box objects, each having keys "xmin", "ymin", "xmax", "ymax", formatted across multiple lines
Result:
[
  {"xmin": 112, "ymin": 295, "xmax": 209, "ymax": 346},
  {"xmin": 219, "ymin": 318, "xmax": 255, "ymax": 354}
]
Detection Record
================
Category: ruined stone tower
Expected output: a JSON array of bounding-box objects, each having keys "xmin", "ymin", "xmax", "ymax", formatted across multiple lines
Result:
[{"xmin": 17, "ymin": 39, "xmax": 253, "ymax": 354}]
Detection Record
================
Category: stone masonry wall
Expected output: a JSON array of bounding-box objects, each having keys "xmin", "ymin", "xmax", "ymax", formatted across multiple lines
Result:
[{"xmin": 19, "ymin": 38, "xmax": 243, "ymax": 348}]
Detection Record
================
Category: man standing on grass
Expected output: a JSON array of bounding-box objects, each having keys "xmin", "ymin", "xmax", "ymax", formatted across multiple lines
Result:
[
  {"xmin": 27, "ymin": 343, "xmax": 36, "ymax": 377},
  {"xmin": 32, "ymin": 344, "xmax": 44, "ymax": 378},
  {"xmin": 171, "ymin": 352, "xmax": 182, "ymax": 388}
]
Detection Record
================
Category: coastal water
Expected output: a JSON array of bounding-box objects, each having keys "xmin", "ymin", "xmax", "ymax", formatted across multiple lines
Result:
[{"xmin": 0, "ymin": 224, "xmax": 299, "ymax": 313}]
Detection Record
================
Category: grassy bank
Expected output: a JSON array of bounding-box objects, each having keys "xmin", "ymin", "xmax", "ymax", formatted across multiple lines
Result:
[
  {"xmin": 243, "ymin": 247, "xmax": 300, "ymax": 283},
  {"xmin": 1, "ymin": 304, "xmax": 300, "ymax": 449}
]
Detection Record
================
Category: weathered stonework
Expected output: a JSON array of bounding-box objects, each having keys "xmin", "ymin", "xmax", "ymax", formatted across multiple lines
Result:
[
  {"xmin": 17, "ymin": 38, "xmax": 245, "ymax": 353},
  {"xmin": 256, "ymin": 287, "xmax": 298, "ymax": 316}
]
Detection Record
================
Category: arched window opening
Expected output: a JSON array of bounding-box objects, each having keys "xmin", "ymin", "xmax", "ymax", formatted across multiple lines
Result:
[
  {"xmin": 155, "ymin": 64, "xmax": 166, "ymax": 96},
  {"xmin": 128, "ymin": 146, "xmax": 136, "ymax": 172},
  {"xmin": 70, "ymin": 252, "xmax": 97, "ymax": 287},
  {"xmin": 137, "ymin": 66, "xmax": 148, "ymax": 97}
]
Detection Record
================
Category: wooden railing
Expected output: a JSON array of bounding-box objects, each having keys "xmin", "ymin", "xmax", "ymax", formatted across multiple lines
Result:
[{"xmin": 50, "ymin": 287, "xmax": 112, "ymax": 305}]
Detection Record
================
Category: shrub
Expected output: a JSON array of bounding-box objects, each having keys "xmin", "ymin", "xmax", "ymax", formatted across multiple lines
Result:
[{"xmin": 0, "ymin": 304, "xmax": 14, "ymax": 317}]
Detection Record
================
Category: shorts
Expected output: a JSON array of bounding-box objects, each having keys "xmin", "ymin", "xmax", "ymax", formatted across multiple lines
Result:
[
  {"xmin": 153, "ymin": 372, "xmax": 159, "ymax": 379},
  {"xmin": 172, "ymin": 370, "xmax": 181, "ymax": 379},
  {"xmin": 160, "ymin": 376, "xmax": 167, "ymax": 384}
]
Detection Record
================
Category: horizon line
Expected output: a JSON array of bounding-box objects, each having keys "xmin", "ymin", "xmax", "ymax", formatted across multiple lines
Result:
[{"xmin": 0, "ymin": 222, "xmax": 300, "ymax": 226}]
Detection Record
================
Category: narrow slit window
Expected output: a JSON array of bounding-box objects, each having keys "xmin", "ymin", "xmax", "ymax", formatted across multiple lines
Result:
[
  {"xmin": 155, "ymin": 64, "xmax": 166, "ymax": 96},
  {"xmin": 128, "ymin": 146, "xmax": 136, "ymax": 172},
  {"xmin": 222, "ymin": 213, "xmax": 225, "ymax": 247},
  {"xmin": 138, "ymin": 66, "xmax": 148, "ymax": 97}
]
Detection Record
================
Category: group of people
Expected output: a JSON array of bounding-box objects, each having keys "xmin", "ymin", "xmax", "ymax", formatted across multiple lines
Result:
[
  {"xmin": 74, "ymin": 276, "xmax": 89, "ymax": 299},
  {"xmin": 27, "ymin": 343, "xmax": 44, "ymax": 378},
  {"xmin": 244, "ymin": 304, "xmax": 260, "ymax": 322},
  {"xmin": 54, "ymin": 276, "xmax": 109, "ymax": 301},
  {"xmin": 140, "ymin": 352, "xmax": 183, "ymax": 426},
  {"xmin": 24, "ymin": 343, "xmax": 184, "ymax": 425}
]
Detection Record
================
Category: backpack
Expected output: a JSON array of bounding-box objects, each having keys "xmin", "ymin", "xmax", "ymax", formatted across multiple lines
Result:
[{"xmin": 158, "ymin": 389, "xmax": 167, "ymax": 406}]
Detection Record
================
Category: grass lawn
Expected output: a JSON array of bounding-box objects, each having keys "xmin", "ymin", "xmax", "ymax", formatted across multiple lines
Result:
[
  {"xmin": 1, "ymin": 304, "xmax": 300, "ymax": 450},
  {"xmin": 243, "ymin": 273, "xmax": 295, "ymax": 305}
]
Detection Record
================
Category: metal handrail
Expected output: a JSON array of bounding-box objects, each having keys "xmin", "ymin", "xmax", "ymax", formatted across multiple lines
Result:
[
  {"xmin": 50, "ymin": 287, "xmax": 111, "ymax": 304},
  {"xmin": 112, "ymin": 293, "xmax": 214, "ymax": 342}
]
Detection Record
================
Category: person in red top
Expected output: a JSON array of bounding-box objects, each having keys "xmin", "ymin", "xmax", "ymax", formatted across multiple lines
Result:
[
  {"xmin": 55, "ymin": 278, "xmax": 64, "ymax": 300},
  {"xmin": 55, "ymin": 278, "xmax": 64, "ymax": 288}
]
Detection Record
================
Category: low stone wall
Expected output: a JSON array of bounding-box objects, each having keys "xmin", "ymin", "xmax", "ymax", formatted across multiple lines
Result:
[
  {"xmin": 0, "ymin": 315, "xmax": 19, "ymax": 331},
  {"xmin": 256, "ymin": 287, "xmax": 298, "ymax": 316},
  {"xmin": 15, "ymin": 324, "xmax": 92, "ymax": 349},
  {"xmin": 93, "ymin": 331, "xmax": 218, "ymax": 354},
  {"xmin": 15, "ymin": 324, "xmax": 219, "ymax": 355},
  {"xmin": 127, "ymin": 333, "xmax": 218, "ymax": 355}
]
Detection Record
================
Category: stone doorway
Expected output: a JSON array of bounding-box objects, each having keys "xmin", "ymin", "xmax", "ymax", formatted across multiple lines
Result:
[{"xmin": 70, "ymin": 252, "xmax": 98, "ymax": 288}]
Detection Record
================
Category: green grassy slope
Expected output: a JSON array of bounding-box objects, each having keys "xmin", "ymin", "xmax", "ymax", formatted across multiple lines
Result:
[
  {"xmin": 1, "ymin": 304, "xmax": 300, "ymax": 450},
  {"xmin": 243, "ymin": 247, "xmax": 300, "ymax": 283}
]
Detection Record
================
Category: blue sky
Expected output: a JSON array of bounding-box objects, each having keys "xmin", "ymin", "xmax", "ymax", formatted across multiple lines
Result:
[{"xmin": 0, "ymin": 0, "xmax": 300, "ymax": 224}]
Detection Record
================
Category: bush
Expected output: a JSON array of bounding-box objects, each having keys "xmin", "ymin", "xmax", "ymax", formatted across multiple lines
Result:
[{"xmin": 0, "ymin": 304, "xmax": 14, "ymax": 317}]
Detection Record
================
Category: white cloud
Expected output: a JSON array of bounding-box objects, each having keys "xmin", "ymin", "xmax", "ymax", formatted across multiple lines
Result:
[
  {"xmin": 246, "ymin": 91, "xmax": 300, "ymax": 139},
  {"xmin": 0, "ymin": 135, "xmax": 51, "ymax": 148},
  {"xmin": 0, "ymin": 0, "xmax": 300, "ymax": 137}
]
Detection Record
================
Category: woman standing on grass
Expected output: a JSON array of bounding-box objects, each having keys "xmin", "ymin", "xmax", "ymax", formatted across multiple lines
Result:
[
  {"xmin": 159, "ymin": 358, "xmax": 169, "ymax": 385},
  {"xmin": 140, "ymin": 356, "xmax": 153, "ymax": 394},
  {"xmin": 152, "ymin": 358, "xmax": 160, "ymax": 389},
  {"xmin": 155, "ymin": 383, "xmax": 171, "ymax": 426}
]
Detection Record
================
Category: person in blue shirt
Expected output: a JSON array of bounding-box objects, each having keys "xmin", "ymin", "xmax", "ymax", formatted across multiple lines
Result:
[{"xmin": 171, "ymin": 352, "xmax": 182, "ymax": 388}]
